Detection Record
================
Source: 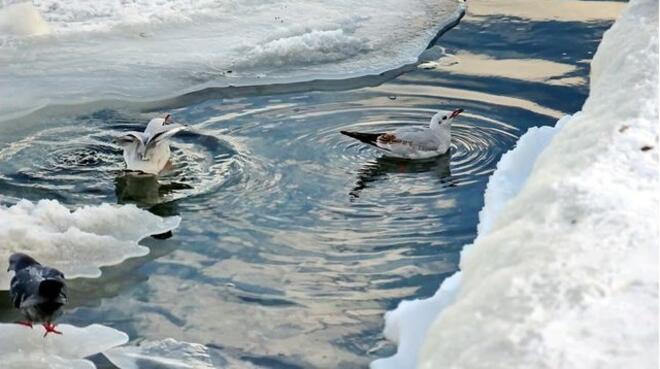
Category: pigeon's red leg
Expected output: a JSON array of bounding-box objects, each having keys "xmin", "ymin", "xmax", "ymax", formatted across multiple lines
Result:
[
  {"xmin": 42, "ymin": 322, "xmax": 62, "ymax": 337},
  {"xmin": 15, "ymin": 320, "xmax": 33, "ymax": 328}
]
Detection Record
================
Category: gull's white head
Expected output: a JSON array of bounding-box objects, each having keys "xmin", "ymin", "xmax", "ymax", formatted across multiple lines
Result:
[
  {"xmin": 145, "ymin": 114, "xmax": 174, "ymax": 136},
  {"xmin": 430, "ymin": 108, "xmax": 463, "ymax": 130}
]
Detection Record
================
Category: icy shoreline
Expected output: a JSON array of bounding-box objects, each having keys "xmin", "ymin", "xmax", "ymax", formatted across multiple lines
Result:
[
  {"xmin": 0, "ymin": 199, "xmax": 181, "ymax": 289},
  {"xmin": 373, "ymin": 0, "xmax": 659, "ymax": 367},
  {"xmin": 0, "ymin": 0, "xmax": 464, "ymax": 122}
]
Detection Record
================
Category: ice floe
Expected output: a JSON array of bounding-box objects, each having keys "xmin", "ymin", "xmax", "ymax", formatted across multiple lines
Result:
[
  {"xmin": 0, "ymin": 323, "xmax": 128, "ymax": 369},
  {"xmin": 0, "ymin": 199, "xmax": 181, "ymax": 289},
  {"xmin": 0, "ymin": 0, "xmax": 463, "ymax": 121},
  {"xmin": 105, "ymin": 338, "xmax": 216, "ymax": 369}
]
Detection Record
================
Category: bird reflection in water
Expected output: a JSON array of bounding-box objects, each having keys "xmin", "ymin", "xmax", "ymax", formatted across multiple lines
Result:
[
  {"xmin": 349, "ymin": 153, "xmax": 453, "ymax": 200},
  {"xmin": 114, "ymin": 171, "xmax": 190, "ymax": 238}
]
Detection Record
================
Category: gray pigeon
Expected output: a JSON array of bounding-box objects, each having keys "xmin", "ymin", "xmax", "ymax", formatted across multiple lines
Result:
[{"xmin": 8, "ymin": 253, "xmax": 68, "ymax": 337}]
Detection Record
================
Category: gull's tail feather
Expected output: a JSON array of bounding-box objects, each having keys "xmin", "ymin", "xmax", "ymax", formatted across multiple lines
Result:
[{"xmin": 340, "ymin": 131, "xmax": 383, "ymax": 147}]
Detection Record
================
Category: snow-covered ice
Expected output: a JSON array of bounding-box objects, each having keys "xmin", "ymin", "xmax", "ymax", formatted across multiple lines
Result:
[
  {"xmin": 373, "ymin": 0, "xmax": 659, "ymax": 368},
  {"xmin": 0, "ymin": 0, "xmax": 463, "ymax": 121},
  {"xmin": 0, "ymin": 323, "xmax": 128, "ymax": 369},
  {"xmin": 0, "ymin": 199, "xmax": 181, "ymax": 289}
]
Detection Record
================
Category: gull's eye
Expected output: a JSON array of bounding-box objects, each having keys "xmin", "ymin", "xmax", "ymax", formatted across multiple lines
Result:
[{"xmin": 442, "ymin": 116, "xmax": 447, "ymax": 120}]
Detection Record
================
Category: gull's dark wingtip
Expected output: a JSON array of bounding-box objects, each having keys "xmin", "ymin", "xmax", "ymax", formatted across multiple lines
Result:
[{"xmin": 340, "ymin": 130, "xmax": 382, "ymax": 147}]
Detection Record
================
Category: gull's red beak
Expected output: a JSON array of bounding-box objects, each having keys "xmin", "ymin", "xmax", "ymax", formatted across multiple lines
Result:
[{"xmin": 450, "ymin": 108, "xmax": 464, "ymax": 119}]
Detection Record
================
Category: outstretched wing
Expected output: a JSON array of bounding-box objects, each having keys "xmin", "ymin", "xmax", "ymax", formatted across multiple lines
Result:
[
  {"xmin": 149, "ymin": 124, "xmax": 187, "ymax": 145},
  {"xmin": 115, "ymin": 131, "xmax": 146, "ymax": 146},
  {"xmin": 144, "ymin": 124, "xmax": 187, "ymax": 153}
]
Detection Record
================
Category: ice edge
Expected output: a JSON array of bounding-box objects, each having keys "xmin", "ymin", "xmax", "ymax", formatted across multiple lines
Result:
[{"xmin": 372, "ymin": 0, "xmax": 659, "ymax": 367}]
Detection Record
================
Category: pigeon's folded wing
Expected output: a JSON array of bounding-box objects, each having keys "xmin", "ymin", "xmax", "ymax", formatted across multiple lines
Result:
[{"xmin": 10, "ymin": 271, "xmax": 41, "ymax": 308}]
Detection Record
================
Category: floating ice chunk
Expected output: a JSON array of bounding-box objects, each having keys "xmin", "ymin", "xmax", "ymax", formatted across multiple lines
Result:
[
  {"xmin": 105, "ymin": 338, "xmax": 215, "ymax": 369},
  {"xmin": 0, "ymin": 323, "xmax": 128, "ymax": 369},
  {"xmin": 0, "ymin": 199, "xmax": 181, "ymax": 289}
]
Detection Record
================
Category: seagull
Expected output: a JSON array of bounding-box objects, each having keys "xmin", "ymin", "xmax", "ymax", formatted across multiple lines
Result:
[
  {"xmin": 7, "ymin": 253, "xmax": 68, "ymax": 337},
  {"xmin": 114, "ymin": 114, "xmax": 187, "ymax": 175},
  {"xmin": 341, "ymin": 108, "xmax": 463, "ymax": 159}
]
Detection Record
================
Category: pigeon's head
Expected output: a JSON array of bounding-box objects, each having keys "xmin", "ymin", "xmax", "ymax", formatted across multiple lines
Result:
[
  {"xmin": 7, "ymin": 253, "xmax": 41, "ymax": 272},
  {"xmin": 430, "ymin": 108, "xmax": 463, "ymax": 129}
]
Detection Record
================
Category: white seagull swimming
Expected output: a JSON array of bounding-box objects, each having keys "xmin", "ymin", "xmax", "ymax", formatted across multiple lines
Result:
[
  {"xmin": 114, "ymin": 114, "xmax": 187, "ymax": 175},
  {"xmin": 340, "ymin": 108, "xmax": 463, "ymax": 159}
]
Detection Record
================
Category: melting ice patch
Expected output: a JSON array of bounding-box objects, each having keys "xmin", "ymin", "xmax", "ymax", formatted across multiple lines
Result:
[
  {"xmin": 373, "ymin": 0, "xmax": 658, "ymax": 368},
  {"xmin": 0, "ymin": 199, "xmax": 181, "ymax": 289},
  {"xmin": 0, "ymin": 0, "xmax": 463, "ymax": 120},
  {"xmin": 105, "ymin": 338, "xmax": 217, "ymax": 369},
  {"xmin": 0, "ymin": 323, "xmax": 128, "ymax": 369}
]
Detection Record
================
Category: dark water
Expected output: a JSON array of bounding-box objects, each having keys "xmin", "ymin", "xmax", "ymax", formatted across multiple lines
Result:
[{"xmin": 0, "ymin": 2, "xmax": 617, "ymax": 368}]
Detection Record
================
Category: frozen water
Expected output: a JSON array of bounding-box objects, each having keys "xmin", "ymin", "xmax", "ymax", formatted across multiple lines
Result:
[
  {"xmin": 105, "ymin": 338, "xmax": 215, "ymax": 369},
  {"xmin": 0, "ymin": 323, "xmax": 128, "ymax": 369},
  {"xmin": 0, "ymin": 0, "xmax": 463, "ymax": 121},
  {"xmin": 0, "ymin": 199, "xmax": 181, "ymax": 288}
]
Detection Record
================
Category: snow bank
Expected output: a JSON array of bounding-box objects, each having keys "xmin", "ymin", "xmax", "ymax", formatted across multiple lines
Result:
[
  {"xmin": 0, "ymin": 199, "xmax": 181, "ymax": 289},
  {"xmin": 373, "ymin": 0, "xmax": 659, "ymax": 368},
  {"xmin": 371, "ymin": 117, "xmax": 569, "ymax": 369},
  {"xmin": 0, "ymin": 323, "xmax": 128, "ymax": 369},
  {"xmin": 0, "ymin": 0, "xmax": 463, "ymax": 121}
]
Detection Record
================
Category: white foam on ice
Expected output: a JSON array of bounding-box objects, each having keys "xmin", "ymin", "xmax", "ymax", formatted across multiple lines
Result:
[
  {"xmin": 0, "ymin": 0, "xmax": 463, "ymax": 121},
  {"xmin": 372, "ymin": 0, "xmax": 658, "ymax": 368},
  {"xmin": 0, "ymin": 199, "xmax": 181, "ymax": 289},
  {"xmin": 105, "ymin": 338, "xmax": 215, "ymax": 369},
  {"xmin": 0, "ymin": 323, "xmax": 129, "ymax": 369},
  {"xmin": 241, "ymin": 28, "xmax": 371, "ymax": 68}
]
